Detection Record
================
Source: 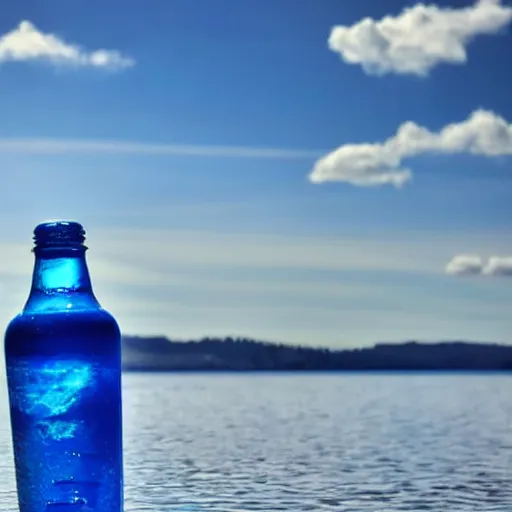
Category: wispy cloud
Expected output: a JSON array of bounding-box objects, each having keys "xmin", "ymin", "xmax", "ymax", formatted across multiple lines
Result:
[
  {"xmin": 0, "ymin": 137, "xmax": 321, "ymax": 160},
  {"xmin": 0, "ymin": 20, "xmax": 134, "ymax": 70},
  {"xmin": 310, "ymin": 109, "xmax": 512, "ymax": 187},
  {"xmin": 2, "ymin": 229, "xmax": 511, "ymax": 345},
  {"xmin": 446, "ymin": 254, "xmax": 512, "ymax": 276},
  {"xmin": 88, "ymin": 228, "xmax": 512, "ymax": 279},
  {"xmin": 328, "ymin": 0, "xmax": 512, "ymax": 76},
  {"xmin": 5, "ymin": 227, "xmax": 512, "ymax": 279},
  {"xmin": 0, "ymin": 229, "xmax": 444, "ymax": 282}
]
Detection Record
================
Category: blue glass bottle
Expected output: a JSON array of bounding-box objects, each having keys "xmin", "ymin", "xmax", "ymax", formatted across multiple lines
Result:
[{"xmin": 4, "ymin": 221, "xmax": 123, "ymax": 512}]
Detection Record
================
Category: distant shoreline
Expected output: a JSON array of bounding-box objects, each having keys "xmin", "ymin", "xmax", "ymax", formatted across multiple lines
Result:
[{"xmin": 122, "ymin": 336, "xmax": 512, "ymax": 372}]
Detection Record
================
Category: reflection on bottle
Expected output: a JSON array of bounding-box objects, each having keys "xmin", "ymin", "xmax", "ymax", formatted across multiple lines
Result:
[{"xmin": 10, "ymin": 360, "xmax": 92, "ymax": 418}]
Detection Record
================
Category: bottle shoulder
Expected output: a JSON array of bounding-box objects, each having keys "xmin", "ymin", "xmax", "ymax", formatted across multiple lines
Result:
[{"xmin": 23, "ymin": 289, "xmax": 102, "ymax": 314}]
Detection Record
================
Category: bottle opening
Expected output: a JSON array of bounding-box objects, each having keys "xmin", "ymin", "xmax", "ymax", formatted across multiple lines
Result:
[{"xmin": 33, "ymin": 221, "xmax": 87, "ymax": 250}]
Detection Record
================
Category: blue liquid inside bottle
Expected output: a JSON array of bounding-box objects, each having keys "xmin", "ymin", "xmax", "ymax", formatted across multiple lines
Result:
[{"xmin": 4, "ymin": 221, "xmax": 123, "ymax": 512}]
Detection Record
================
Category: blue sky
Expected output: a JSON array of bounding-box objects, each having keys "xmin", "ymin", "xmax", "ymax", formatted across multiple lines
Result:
[{"xmin": 1, "ymin": 0, "xmax": 511, "ymax": 347}]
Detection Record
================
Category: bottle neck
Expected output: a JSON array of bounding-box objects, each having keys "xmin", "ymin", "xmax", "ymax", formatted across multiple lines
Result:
[{"xmin": 24, "ymin": 247, "xmax": 100, "ymax": 312}]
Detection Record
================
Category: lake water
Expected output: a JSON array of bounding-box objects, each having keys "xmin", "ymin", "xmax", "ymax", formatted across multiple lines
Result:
[{"xmin": 1, "ymin": 373, "xmax": 512, "ymax": 511}]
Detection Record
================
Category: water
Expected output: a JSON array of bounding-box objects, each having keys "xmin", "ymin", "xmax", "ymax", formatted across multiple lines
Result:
[
  {"xmin": 4, "ymin": 310, "xmax": 123, "ymax": 512},
  {"xmin": 1, "ymin": 373, "xmax": 512, "ymax": 511}
]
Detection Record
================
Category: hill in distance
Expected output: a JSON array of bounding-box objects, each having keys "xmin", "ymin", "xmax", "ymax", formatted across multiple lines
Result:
[{"xmin": 122, "ymin": 336, "xmax": 512, "ymax": 372}]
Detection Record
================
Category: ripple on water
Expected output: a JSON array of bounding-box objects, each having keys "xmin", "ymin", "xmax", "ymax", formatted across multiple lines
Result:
[{"xmin": 1, "ymin": 374, "xmax": 512, "ymax": 511}]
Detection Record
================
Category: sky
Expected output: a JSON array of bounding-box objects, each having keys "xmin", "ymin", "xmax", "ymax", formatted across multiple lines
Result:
[{"xmin": 0, "ymin": 0, "xmax": 512, "ymax": 347}]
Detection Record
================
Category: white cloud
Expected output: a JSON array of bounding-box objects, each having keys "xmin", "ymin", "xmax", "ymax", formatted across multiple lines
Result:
[
  {"xmin": 309, "ymin": 142, "xmax": 412, "ymax": 188},
  {"xmin": 446, "ymin": 254, "xmax": 512, "ymax": 276},
  {"xmin": 484, "ymin": 256, "xmax": 512, "ymax": 276},
  {"xmin": 445, "ymin": 254, "xmax": 484, "ymax": 275},
  {"xmin": 328, "ymin": 0, "xmax": 512, "ymax": 76},
  {"xmin": 310, "ymin": 109, "xmax": 512, "ymax": 187},
  {"xmin": 0, "ymin": 20, "xmax": 134, "ymax": 70},
  {"xmin": 0, "ymin": 137, "xmax": 321, "ymax": 160}
]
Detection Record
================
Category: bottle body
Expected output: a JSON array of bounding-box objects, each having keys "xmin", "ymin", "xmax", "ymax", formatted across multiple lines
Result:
[{"xmin": 4, "ymin": 222, "xmax": 123, "ymax": 512}]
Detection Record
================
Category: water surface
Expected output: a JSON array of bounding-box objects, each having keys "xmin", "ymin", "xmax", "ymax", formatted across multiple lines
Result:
[{"xmin": 1, "ymin": 373, "xmax": 511, "ymax": 511}]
